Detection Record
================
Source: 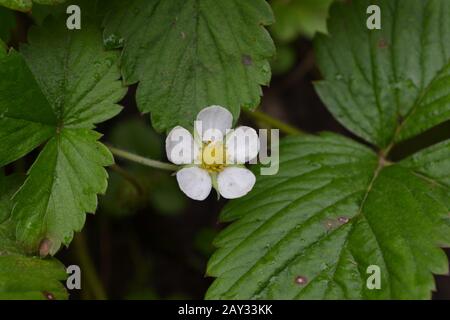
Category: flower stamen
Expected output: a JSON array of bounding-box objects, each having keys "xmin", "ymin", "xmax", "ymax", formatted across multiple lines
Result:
[{"xmin": 201, "ymin": 141, "xmax": 227, "ymax": 173}]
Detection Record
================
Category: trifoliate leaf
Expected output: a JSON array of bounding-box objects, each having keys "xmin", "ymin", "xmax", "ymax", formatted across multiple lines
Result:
[
  {"xmin": 0, "ymin": 0, "xmax": 65, "ymax": 12},
  {"xmin": 314, "ymin": 0, "xmax": 450, "ymax": 148},
  {"xmin": 206, "ymin": 134, "xmax": 450, "ymax": 299},
  {"xmin": 103, "ymin": 0, "xmax": 275, "ymax": 132},
  {"xmin": 0, "ymin": 173, "xmax": 67, "ymax": 300},
  {"xmin": 0, "ymin": 18, "xmax": 125, "ymax": 254}
]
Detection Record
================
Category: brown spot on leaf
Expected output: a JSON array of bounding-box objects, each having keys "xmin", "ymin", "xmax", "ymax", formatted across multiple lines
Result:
[
  {"xmin": 242, "ymin": 54, "xmax": 252, "ymax": 66},
  {"xmin": 39, "ymin": 238, "xmax": 52, "ymax": 257},
  {"xmin": 42, "ymin": 291, "xmax": 55, "ymax": 300},
  {"xmin": 294, "ymin": 276, "xmax": 308, "ymax": 285}
]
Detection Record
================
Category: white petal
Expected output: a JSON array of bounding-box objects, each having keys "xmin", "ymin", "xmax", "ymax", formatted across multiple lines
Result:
[
  {"xmin": 226, "ymin": 126, "xmax": 260, "ymax": 164},
  {"xmin": 195, "ymin": 105, "xmax": 233, "ymax": 141},
  {"xmin": 176, "ymin": 167, "xmax": 212, "ymax": 201},
  {"xmin": 217, "ymin": 167, "xmax": 256, "ymax": 199},
  {"xmin": 166, "ymin": 126, "xmax": 199, "ymax": 165}
]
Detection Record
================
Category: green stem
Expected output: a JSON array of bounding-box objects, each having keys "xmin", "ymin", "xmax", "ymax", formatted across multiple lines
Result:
[
  {"xmin": 107, "ymin": 145, "xmax": 179, "ymax": 171},
  {"xmin": 73, "ymin": 233, "xmax": 108, "ymax": 300},
  {"xmin": 244, "ymin": 109, "xmax": 304, "ymax": 136}
]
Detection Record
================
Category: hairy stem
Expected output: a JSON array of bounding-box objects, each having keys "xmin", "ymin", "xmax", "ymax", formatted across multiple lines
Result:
[
  {"xmin": 244, "ymin": 109, "xmax": 304, "ymax": 136},
  {"xmin": 107, "ymin": 145, "xmax": 179, "ymax": 171}
]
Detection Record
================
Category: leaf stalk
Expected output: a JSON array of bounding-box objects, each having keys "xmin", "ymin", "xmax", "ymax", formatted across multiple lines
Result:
[{"xmin": 107, "ymin": 145, "xmax": 179, "ymax": 171}]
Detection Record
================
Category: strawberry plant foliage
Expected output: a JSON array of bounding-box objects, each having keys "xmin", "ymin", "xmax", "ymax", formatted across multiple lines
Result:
[
  {"xmin": 0, "ymin": 255, "xmax": 67, "ymax": 299},
  {"xmin": 314, "ymin": 0, "xmax": 450, "ymax": 148},
  {"xmin": 103, "ymin": 0, "xmax": 275, "ymax": 132},
  {"xmin": 207, "ymin": 135, "xmax": 450, "ymax": 299},
  {"xmin": 1, "ymin": 0, "xmax": 449, "ymax": 301},
  {"xmin": 207, "ymin": 0, "xmax": 450, "ymax": 299},
  {"xmin": 0, "ymin": 173, "xmax": 67, "ymax": 300},
  {"xmin": 0, "ymin": 17, "xmax": 126, "ymax": 255}
]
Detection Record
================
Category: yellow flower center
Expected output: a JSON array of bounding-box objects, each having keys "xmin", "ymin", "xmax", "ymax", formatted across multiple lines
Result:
[{"xmin": 201, "ymin": 141, "xmax": 227, "ymax": 173}]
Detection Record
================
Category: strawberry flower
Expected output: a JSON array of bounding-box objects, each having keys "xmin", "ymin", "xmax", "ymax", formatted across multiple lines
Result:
[{"xmin": 166, "ymin": 105, "xmax": 259, "ymax": 201}]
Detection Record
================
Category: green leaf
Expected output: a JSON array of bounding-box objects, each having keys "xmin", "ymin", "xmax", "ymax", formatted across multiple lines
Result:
[
  {"xmin": 314, "ymin": 0, "xmax": 450, "ymax": 148},
  {"xmin": 271, "ymin": 0, "xmax": 333, "ymax": 42},
  {"xmin": 0, "ymin": 18, "xmax": 126, "ymax": 254},
  {"xmin": 0, "ymin": 7, "xmax": 15, "ymax": 42},
  {"xmin": 103, "ymin": 0, "xmax": 275, "ymax": 132},
  {"xmin": 0, "ymin": 46, "xmax": 57, "ymax": 167},
  {"xmin": 0, "ymin": 0, "xmax": 65, "ymax": 12},
  {"xmin": 207, "ymin": 0, "xmax": 450, "ymax": 300},
  {"xmin": 20, "ymin": 18, "xmax": 124, "ymax": 128},
  {"xmin": 0, "ymin": 173, "xmax": 68, "ymax": 300},
  {"xmin": 401, "ymin": 139, "xmax": 450, "ymax": 188},
  {"xmin": 206, "ymin": 134, "xmax": 450, "ymax": 299},
  {"xmin": 0, "ymin": 255, "xmax": 67, "ymax": 300},
  {"xmin": 13, "ymin": 129, "xmax": 113, "ymax": 254}
]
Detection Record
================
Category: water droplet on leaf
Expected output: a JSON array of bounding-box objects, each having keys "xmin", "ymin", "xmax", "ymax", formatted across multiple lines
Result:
[
  {"xmin": 338, "ymin": 216, "xmax": 349, "ymax": 224},
  {"xmin": 104, "ymin": 33, "xmax": 124, "ymax": 50}
]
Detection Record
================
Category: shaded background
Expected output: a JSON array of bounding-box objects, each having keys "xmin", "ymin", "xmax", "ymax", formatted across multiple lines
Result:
[{"xmin": 2, "ymin": 0, "xmax": 450, "ymax": 299}]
